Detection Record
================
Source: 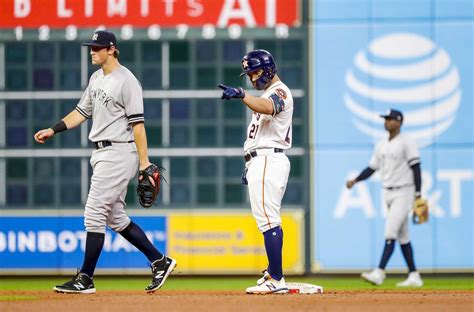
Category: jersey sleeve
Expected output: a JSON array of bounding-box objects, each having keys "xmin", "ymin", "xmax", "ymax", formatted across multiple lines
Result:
[
  {"xmin": 405, "ymin": 136, "xmax": 421, "ymax": 166},
  {"xmin": 75, "ymin": 83, "xmax": 93, "ymax": 119},
  {"xmin": 368, "ymin": 144, "xmax": 381, "ymax": 170},
  {"xmin": 123, "ymin": 76, "xmax": 145, "ymax": 125},
  {"xmin": 267, "ymin": 87, "xmax": 292, "ymax": 117}
]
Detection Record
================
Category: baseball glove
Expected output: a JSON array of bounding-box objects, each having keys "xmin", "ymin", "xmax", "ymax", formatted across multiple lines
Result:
[
  {"xmin": 136, "ymin": 164, "xmax": 165, "ymax": 208},
  {"xmin": 412, "ymin": 197, "xmax": 429, "ymax": 224}
]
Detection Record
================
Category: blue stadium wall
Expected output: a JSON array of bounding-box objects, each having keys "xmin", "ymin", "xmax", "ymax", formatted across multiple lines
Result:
[{"xmin": 311, "ymin": 0, "xmax": 474, "ymax": 272}]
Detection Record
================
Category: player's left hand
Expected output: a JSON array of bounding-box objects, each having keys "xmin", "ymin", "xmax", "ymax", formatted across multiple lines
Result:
[
  {"xmin": 218, "ymin": 84, "xmax": 245, "ymax": 100},
  {"xmin": 412, "ymin": 197, "xmax": 429, "ymax": 224},
  {"xmin": 137, "ymin": 164, "xmax": 166, "ymax": 208}
]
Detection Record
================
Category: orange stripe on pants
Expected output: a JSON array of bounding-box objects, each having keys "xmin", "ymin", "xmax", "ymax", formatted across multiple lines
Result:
[{"xmin": 262, "ymin": 156, "xmax": 271, "ymax": 229}]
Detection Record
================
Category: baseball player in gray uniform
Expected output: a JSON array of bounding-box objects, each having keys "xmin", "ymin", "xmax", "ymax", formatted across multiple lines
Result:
[
  {"xmin": 34, "ymin": 30, "xmax": 176, "ymax": 294},
  {"xmin": 346, "ymin": 109, "xmax": 424, "ymax": 287},
  {"xmin": 219, "ymin": 49, "xmax": 293, "ymax": 294}
]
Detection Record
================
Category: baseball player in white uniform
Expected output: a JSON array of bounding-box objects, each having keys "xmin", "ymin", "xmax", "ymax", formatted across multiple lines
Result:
[
  {"xmin": 219, "ymin": 49, "xmax": 293, "ymax": 294},
  {"xmin": 346, "ymin": 109, "xmax": 424, "ymax": 287},
  {"xmin": 34, "ymin": 30, "xmax": 176, "ymax": 294}
]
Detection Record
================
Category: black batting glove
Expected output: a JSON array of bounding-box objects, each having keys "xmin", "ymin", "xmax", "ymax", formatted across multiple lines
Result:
[{"xmin": 218, "ymin": 84, "xmax": 245, "ymax": 100}]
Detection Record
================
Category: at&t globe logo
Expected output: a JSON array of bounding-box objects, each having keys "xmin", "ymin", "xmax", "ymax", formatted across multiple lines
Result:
[{"xmin": 344, "ymin": 32, "xmax": 461, "ymax": 147}]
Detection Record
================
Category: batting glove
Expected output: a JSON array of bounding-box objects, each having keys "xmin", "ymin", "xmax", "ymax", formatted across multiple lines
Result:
[{"xmin": 218, "ymin": 84, "xmax": 245, "ymax": 100}]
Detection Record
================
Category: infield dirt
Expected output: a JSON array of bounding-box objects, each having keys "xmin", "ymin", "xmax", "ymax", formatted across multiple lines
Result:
[{"xmin": 1, "ymin": 290, "xmax": 473, "ymax": 312}]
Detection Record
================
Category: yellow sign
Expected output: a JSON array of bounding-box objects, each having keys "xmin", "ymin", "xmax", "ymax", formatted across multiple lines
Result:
[{"xmin": 167, "ymin": 210, "xmax": 304, "ymax": 274}]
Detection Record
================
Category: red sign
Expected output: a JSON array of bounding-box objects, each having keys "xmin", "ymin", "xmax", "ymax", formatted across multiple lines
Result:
[{"xmin": 0, "ymin": 0, "xmax": 301, "ymax": 28}]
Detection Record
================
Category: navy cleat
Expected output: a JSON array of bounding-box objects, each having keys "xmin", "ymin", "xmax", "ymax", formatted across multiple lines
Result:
[
  {"xmin": 54, "ymin": 272, "xmax": 96, "ymax": 294},
  {"xmin": 145, "ymin": 256, "xmax": 177, "ymax": 293}
]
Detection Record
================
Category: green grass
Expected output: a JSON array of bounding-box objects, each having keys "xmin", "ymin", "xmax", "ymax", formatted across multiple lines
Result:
[
  {"xmin": 0, "ymin": 295, "xmax": 38, "ymax": 301},
  {"xmin": 0, "ymin": 276, "xmax": 473, "ymax": 291}
]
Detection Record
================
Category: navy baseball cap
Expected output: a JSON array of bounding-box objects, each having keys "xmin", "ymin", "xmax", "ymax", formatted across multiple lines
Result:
[
  {"xmin": 82, "ymin": 30, "xmax": 117, "ymax": 48},
  {"xmin": 380, "ymin": 109, "xmax": 403, "ymax": 123}
]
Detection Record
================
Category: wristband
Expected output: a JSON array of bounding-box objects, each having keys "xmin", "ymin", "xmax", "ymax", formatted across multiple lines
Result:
[{"xmin": 51, "ymin": 120, "xmax": 67, "ymax": 134}]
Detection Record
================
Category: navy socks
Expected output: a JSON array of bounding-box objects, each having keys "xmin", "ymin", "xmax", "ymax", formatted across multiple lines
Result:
[
  {"xmin": 400, "ymin": 242, "xmax": 417, "ymax": 272},
  {"xmin": 120, "ymin": 221, "xmax": 163, "ymax": 262},
  {"xmin": 263, "ymin": 226, "xmax": 284, "ymax": 281},
  {"xmin": 80, "ymin": 231, "xmax": 105, "ymax": 277},
  {"xmin": 378, "ymin": 239, "xmax": 395, "ymax": 270}
]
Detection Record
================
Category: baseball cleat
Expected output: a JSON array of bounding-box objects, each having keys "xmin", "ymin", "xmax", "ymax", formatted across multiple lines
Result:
[
  {"xmin": 396, "ymin": 271, "xmax": 423, "ymax": 287},
  {"xmin": 146, "ymin": 256, "xmax": 177, "ymax": 293},
  {"xmin": 246, "ymin": 277, "xmax": 289, "ymax": 294},
  {"xmin": 53, "ymin": 272, "xmax": 96, "ymax": 294},
  {"xmin": 361, "ymin": 268, "xmax": 385, "ymax": 286},
  {"xmin": 256, "ymin": 269, "xmax": 271, "ymax": 285}
]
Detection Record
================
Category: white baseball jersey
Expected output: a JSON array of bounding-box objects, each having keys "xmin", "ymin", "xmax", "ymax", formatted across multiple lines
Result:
[
  {"xmin": 369, "ymin": 133, "xmax": 420, "ymax": 188},
  {"xmin": 76, "ymin": 66, "xmax": 144, "ymax": 143},
  {"xmin": 244, "ymin": 81, "xmax": 293, "ymax": 153},
  {"xmin": 244, "ymin": 80, "xmax": 293, "ymax": 233}
]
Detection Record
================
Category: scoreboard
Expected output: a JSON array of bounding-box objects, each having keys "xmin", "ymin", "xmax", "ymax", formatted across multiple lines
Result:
[{"xmin": 0, "ymin": 0, "xmax": 309, "ymax": 211}]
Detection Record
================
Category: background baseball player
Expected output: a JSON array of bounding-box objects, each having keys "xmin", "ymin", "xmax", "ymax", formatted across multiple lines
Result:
[
  {"xmin": 218, "ymin": 49, "xmax": 293, "ymax": 294},
  {"xmin": 33, "ymin": 30, "xmax": 176, "ymax": 294},
  {"xmin": 346, "ymin": 109, "xmax": 425, "ymax": 287}
]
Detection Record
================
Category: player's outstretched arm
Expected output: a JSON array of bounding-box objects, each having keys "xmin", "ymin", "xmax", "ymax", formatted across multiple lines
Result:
[
  {"xmin": 346, "ymin": 167, "xmax": 376, "ymax": 189},
  {"xmin": 132, "ymin": 122, "xmax": 151, "ymax": 171},
  {"xmin": 34, "ymin": 109, "xmax": 87, "ymax": 144},
  {"xmin": 217, "ymin": 84, "xmax": 273, "ymax": 115}
]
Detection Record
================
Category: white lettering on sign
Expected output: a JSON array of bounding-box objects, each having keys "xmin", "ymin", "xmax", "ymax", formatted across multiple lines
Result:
[
  {"xmin": 176, "ymin": 24, "xmax": 189, "ymax": 39},
  {"xmin": 335, "ymin": 171, "xmax": 376, "ymax": 218},
  {"xmin": 275, "ymin": 24, "xmax": 289, "ymax": 39},
  {"xmin": 14, "ymin": 26, "xmax": 23, "ymax": 41},
  {"xmin": 121, "ymin": 24, "xmax": 134, "ymax": 40},
  {"xmin": 438, "ymin": 170, "xmax": 474, "ymax": 217},
  {"xmin": 163, "ymin": 0, "xmax": 176, "ymax": 16},
  {"xmin": 18, "ymin": 231, "xmax": 35, "ymax": 252},
  {"xmin": 108, "ymin": 0, "xmax": 127, "ymax": 17},
  {"xmin": 8, "ymin": 231, "xmax": 15, "ymax": 252},
  {"xmin": 0, "ymin": 230, "xmax": 167, "ymax": 254},
  {"xmin": 58, "ymin": 231, "xmax": 78, "ymax": 253},
  {"xmin": 335, "ymin": 169, "xmax": 474, "ymax": 219},
  {"xmin": 218, "ymin": 0, "xmax": 256, "ymax": 28},
  {"xmin": 65, "ymin": 25, "xmax": 78, "ymax": 40},
  {"xmin": 188, "ymin": 0, "xmax": 203, "ymax": 17},
  {"xmin": 85, "ymin": 0, "xmax": 94, "ymax": 17},
  {"xmin": 38, "ymin": 231, "xmax": 57, "ymax": 252},
  {"xmin": 228, "ymin": 24, "xmax": 241, "ymax": 39},
  {"xmin": 0, "ymin": 232, "xmax": 5, "ymax": 252},
  {"xmin": 58, "ymin": 0, "xmax": 73, "ymax": 18},
  {"xmin": 202, "ymin": 24, "xmax": 216, "ymax": 39},
  {"xmin": 141, "ymin": 0, "xmax": 149, "ymax": 16},
  {"xmin": 265, "ymin": 0, "xmax": 276, "ymax": 27},
  {"xmin": 38, "ymin": 25, "xmax": 50, "ymax": 41},
  {"xmin": 14, "ymin": 0, "xmax": 31, "ymax": 18},
  {"xmin": 148, "ymin": 24, "xmax": 161, "ymax": 40}
]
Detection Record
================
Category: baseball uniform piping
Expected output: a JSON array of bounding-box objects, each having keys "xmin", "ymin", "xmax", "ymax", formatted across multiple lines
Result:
[{"xmin": 262, "ymin": 156, "xmax": 271, "ymax": 229}]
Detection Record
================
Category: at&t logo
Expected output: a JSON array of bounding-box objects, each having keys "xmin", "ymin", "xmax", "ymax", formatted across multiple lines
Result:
[{"xmin": 344, "ymin": 32, "xmax": 461, "ymax": 147}]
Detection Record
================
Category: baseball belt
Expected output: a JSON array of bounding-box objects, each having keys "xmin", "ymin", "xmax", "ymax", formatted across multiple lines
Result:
[
  {"xmin": 244, "ymin": 148, "xmax": 284, "ymax": 162},
  {"xmin": 93, "ymin": 140, "xmax": 135, "ymax": 149}
]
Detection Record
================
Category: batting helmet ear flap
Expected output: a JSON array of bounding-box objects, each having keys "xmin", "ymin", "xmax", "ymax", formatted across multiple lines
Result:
[{"xmin": 240, "ymin": 49, "xmax": 277, "ymax": 90}]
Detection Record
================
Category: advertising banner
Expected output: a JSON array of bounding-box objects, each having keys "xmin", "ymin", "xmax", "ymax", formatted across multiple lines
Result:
[
  {"xmin": 0, "ymin": 0, "xmax": 301, "ymax": 28},
  {"xmin": 312, "ymin": 1, "xmax": 474, "ymax": 271},
  {"xmin": 168, "ymin": 211, "xmax": 304, "ymax": 274},
  {"xmin": 0, "ymin": 215, "xmax": 166, "ymax": 271},
  {"xmin": 0, "ymin": 210, "xmax": 304, "ymax": 274}
]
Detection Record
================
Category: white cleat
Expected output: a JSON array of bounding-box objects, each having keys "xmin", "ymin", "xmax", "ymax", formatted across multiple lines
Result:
[
  {"xmin": 256, "ymin": 270, "xmax": 271, "ymax": 286},
  {"xmin": 361, "ymin": 268, "xmax": 386, "ymax": 286},
  {"xmin": 246, "ymin": 277, "xmax": 289, "ymax": 295},
  {"xmin": 396, "ymin": 271, "xmax": 423, "ymax": 287}
]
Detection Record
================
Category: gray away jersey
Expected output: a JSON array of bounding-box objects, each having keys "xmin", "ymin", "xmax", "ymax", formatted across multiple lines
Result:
[
  {"xmin": 76, "ymin": 65, "xmax": 144, "ymax": 142},
  {"xmin": 369, "ymin": 133, "xmax": 420, "ymax": 188}
]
